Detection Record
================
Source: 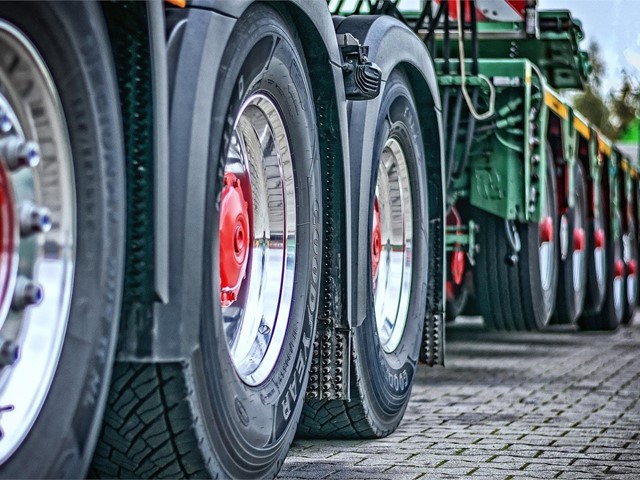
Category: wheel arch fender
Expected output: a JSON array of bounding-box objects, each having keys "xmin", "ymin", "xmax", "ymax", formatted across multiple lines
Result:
[
  {"xmin": 132, "ymin": 1, "xmax": 352, "ymax": 361},
  {"xmin": 335, "ymin": 15, "xmax": 445, "ymax": 334}
]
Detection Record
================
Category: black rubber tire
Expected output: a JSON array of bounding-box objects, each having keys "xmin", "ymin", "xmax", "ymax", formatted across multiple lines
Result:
[
  {"xmin": 298, "ymin": 70, "xmax": 428, "ymax": 439},
  {"xmin": 446, "ymin": 284, "xmax": 469, "ymax": 322},
  {"xmin": 475, "ymin": 158, "xmax": 558, "ymax": 331},
  {"xmin": 622, "ymin": 224, "xmax": 638, "ymax": 324},
  {"xmin": 0, "ymin": 3, "xmax": 126, "ymax": 478},
  {"xmin": 554, "ymin": 163, "xmax": 588, "ymax": 324},
  {"xmin": 578, "ymin": 225, "xmax": 624, "ymax": 331},
  {"xmin": 91, "ymin": 5, "xmax": 321, "ymax": 478},
  {"xmin": 582, "ymin": 177, "xmax": 607, "ymax": 315}
]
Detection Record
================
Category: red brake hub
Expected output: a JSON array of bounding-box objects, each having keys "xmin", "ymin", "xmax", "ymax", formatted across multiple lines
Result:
[
  {"xmin": 573, "ymin": 228, "xmax": 585, "ymax": 252},
  {"xmin": 628, "ymin": 259, "xmax": 637, "ymax": 276},
  {"xmin": 539, "ymin": 216, "xmax": 554, "ymax": 243},
  {"xmin": 594, "ymin": 228, "xmax": 605, "ymax": 249},
  {"xmin": 219, "ymin": 172, "xmax": 250, "ymax": 307},
  {"xmin": 371, "ymin": 196, "xmax": 382, "ymax": 281},
  {"xmin": 614, "ymin": 259, "xmax": 625, "ymax": 279},
  {"xmin": 446, "ymin": 208, "xmax": 466, "ymax": 286},
  {"xmin": 0, "ymin": 162, "xmax": 16, "ymax": 319}
]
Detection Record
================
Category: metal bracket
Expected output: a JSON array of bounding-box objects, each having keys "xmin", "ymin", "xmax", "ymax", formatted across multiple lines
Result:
[
  {"xmin": 337, "ymin": 33, "xmax": 382, "ymax": 101},
  {"xmin": 445, "ymin": 219, "xmax": 479, "ymax": 265}
]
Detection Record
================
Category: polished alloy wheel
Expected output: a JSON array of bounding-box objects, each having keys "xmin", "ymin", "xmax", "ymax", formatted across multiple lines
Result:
[
  {"xmin": 373, "ymin": 137, "xmax": 413, "ymax": 354},
  {"xmin": 218, "ymin": 93, "xmax": 296, "ymax": 387},
  {"xmin": 0, "ymin": 21, "xmax": 76, "ymax": 462},
  {"xmin": 572, "ymin": 202, "xmax": 586, "ymax": 293},
  {"xmin": 538, "ymin": 180, "xmax": 555, "ymax": 292},
  {"xmin": 623, "ymin": 232, "xmax": 637, "ymax": 306}
]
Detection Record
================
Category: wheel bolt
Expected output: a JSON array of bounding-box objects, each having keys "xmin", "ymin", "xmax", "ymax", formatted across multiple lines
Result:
[
  {"xmin": 0, "ymin": 136, "xmax": 40, "ymax": 171},
  {"xmin": 19, "ymin": 202, "xmax": 52, "ymax": 236},
  {"xmin": 0, "ymin": 339, "xmax": 19, "ymax": 367},
  {"xmin": 0, "ymin": 110, "xmax": 11, "ymax": 133},
  {"xmin": 12, "ymin": 276, "xmax": 44, "ymax": 311}
]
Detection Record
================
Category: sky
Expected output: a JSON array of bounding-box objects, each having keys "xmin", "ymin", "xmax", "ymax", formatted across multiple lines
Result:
[{"xmin": 537, "ymin": 0, "xmax": 640, "ymax": 95}]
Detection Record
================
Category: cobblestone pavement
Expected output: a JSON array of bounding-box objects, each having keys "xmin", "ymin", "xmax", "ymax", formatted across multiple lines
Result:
[{"xmin": 279, "ymin": 317, "xmax": 640, "ymax": 479}]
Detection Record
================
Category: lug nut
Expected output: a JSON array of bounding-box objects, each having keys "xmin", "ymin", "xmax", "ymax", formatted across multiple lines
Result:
[
  {"xmin": 0, "ymin": 339, "xmax": 19, "ymax": 367},
  {"xmin": 11, "ymin": 276, "xmax": 44, "ymax": 311},
  {"xmin": 20, "ymin": 202, "xmax": 52, "ymax": 236},
  {"xmin": 0, "ymin": 110, "xmax": 11, "ymax": 133},
  {"xmin": 0, "ymin": 136, "xmax": 40, "ymax": 170}
]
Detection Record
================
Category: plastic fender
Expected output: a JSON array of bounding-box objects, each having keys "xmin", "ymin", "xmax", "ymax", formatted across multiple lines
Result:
[
  {"xmin": 119, "ymin": 8, "xmax": 237, "ymax": 362},
  {"xmin": 336, "ymin": 15, "xmax": 445, "ymax": 328},
  {"xmin": 129, "ymin": 3, "xmax": 352, "ymax": 361}
]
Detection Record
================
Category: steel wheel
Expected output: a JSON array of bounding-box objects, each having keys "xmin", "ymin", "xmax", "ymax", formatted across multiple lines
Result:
[
  {"xmin": 373, "ymin": 137, "xmax": 413, "ymax": 354},
  {"xmin": 539, "ymin": 184, "xmax": 556, "ymax": 294},
  {"xmin": 572, "ymin": 212, "xmax": 586, "ymax": 293},
  {"xmin": 0, "ymin": 21, "xmax": 75, "ymax": 462},
  {"xmin": 623, "ymin": 228, "xmax": 637, "ymax": 323},
  {"xmin": 219, "ymin": 93, "xmax": 296, "ymax": 386}
]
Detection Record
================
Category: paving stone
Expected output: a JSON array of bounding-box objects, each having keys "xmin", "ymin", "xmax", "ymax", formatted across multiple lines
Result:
[{"xmin": 278, "ymin": 319, "xmax": 640, "ymax": 479}]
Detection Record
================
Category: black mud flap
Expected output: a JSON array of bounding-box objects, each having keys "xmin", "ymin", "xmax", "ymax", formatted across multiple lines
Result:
[{"xmin": 422, "ymin": 216, "xmax": 445, "ymax": 366}]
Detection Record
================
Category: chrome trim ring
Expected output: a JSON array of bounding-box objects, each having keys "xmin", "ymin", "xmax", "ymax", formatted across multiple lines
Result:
[
  {"xmin": 374, "ymin": 137, "xmax": 413, "ymax": 354},
  {"xmin": 0, "ymin": 21, "xmax": 76, "ymax": 462},
  {"xmin": 219, "ymin": 93, "xmax": 296, "ymax": 387}
]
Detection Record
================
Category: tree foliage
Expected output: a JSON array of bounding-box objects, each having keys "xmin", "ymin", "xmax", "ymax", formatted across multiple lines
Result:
[{"xmin": 573, "ymin": 41, "xmax": 640, "ymax": 140}]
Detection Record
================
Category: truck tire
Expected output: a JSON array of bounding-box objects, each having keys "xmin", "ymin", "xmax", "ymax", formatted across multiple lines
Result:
[
  {"xmin": 91, "ymin": 5, "xmax": 321, "ymax": 478},
  {"xmin": 554, "ymin": 163, "xmax": 587, "ymax": 324},
  {"xmin": 446, "ymin": 281, "xmax": 469, "ymax": 322},
  {"xmin": 582, "ymin": 178, "xmax": 607, "ymax": 315},
  {"xmin": 475, "ymin": 156, "xmax": 558, "ymax": 331},
  {"xmin": 578, "ymin": 224, "xmax": 624, "ymax": 331},
  {"xmin": 299, "ymin": 70, "xmax": 428, "ymax": 438},
  {"xmin": 0, "ymin": 3, "xmax": 126, "ymax": 478}
]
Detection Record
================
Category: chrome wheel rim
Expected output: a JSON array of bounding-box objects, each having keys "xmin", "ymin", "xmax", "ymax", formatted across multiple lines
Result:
[
  {"xmin": 594, "ymin": 191, "xmax": 606, "ymax": 290},
  {"xmin": 373, "ymin": 137, "xmax": 413, "ymax": 354},
  {"xmin": 538, "ymin": 176, "xmax": 555, "ymax": 291},
  {"xmin": 623, "ymin": 233, "xmax": 636, "ymax": 306},
  {"xmin": 0, "ymin": 21, "xmax": 76, "ymax": 462},
  {"xmin": 218, "ymin": 93, "xmax": 296, "ymax": 387},
  {"xmin": 572, "ymin": 191, "xmax": 586, "ymax": 292}
]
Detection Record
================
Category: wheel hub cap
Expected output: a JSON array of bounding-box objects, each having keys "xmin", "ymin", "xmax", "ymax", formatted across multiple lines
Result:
[
  {"xmin": 573, "ymin": 228, "xmax": 585, "ymax": 251},
  {"xmin": 219, "ymin": 172, "xmax": 250, "ymax": 307},
  {"xmin": 371, "ymin": 196, "xmax": 382, "ymax": 281},
  {"xmin": 594, "ymin": 228, "xmax": 605, "ymax": 249},
  {"xmin": 539, "ymin": 216, "xmax": 554, "ymax": 243}
]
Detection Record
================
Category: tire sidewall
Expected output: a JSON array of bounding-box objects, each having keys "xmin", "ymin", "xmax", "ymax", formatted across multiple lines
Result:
[
  {"xmin": 0, "ymin": 3, "xmax": 124, "ymax": 478},
  {"xmin": 358, "ymin": 70, "xmax": 428, "ymax": 418},
  {"xmin": 194, "ymin": 5, "xmax": 321, "ymax": 476},
  {"xmin": 523, "ymin": 155, "xmax": 558, "ymax": 328}
]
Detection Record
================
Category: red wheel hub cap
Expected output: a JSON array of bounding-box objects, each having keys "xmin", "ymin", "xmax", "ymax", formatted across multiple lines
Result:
[
  {"xmin": 446, "ymin": 208, "xmax": 466, "ymax": 286},
  {"xmin": 615, "ymin": 259, "xmax": 625, "ymax": 278},
  {"xmin": 372, "ymin": 196, "xmax": 382, "ymax": 281},
  {"xmin": 628, "ymin": 259, "xmax": 637, "ymax": 276},
  {"xmin": 594, "ymin": 228, "xmax": 605, "ymax": 249},
  {"xmin": 539, "ymin": 216, "xmax": 553, "ymax": 243},
  {"xmin": 573, "ymin": 228, "xmax": 585, "ymax": 252},
  {"xmin": 0, "ymin": 162, "xmax": 16, "ymax": 318},
  {"xmin": 219, "ymin": 172, "xmax": 250, "ymax": 307}
]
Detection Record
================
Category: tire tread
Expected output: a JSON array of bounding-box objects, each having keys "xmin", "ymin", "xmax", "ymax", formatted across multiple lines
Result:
[{"xmin": 91, "ymin": 363, "xmax": 209, "ymax": 479}]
